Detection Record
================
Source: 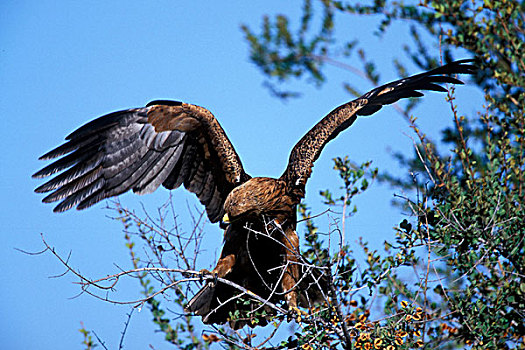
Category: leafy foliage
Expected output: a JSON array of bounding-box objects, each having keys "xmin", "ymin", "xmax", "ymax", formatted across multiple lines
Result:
[
  {"xmin": 241, "ymin": 0, "xmax": 335, "ymax": 99},
  {"xmin": 79, "ymin": 323, "xmax": 97, "ymax": 350}
]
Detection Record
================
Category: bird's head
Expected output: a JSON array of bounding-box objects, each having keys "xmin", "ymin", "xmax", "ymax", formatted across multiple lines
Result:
[{"xmin": 222, "ymin": 177, "xmax": 290, "ymax": 224}]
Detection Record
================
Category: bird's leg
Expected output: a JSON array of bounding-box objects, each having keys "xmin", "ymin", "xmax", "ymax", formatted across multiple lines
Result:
[
  {"xmin": 198, "ymin": 268, "xmax": 214, "ymax": 284},
  {"xmin": 281, "ymin": 228, "xmax": 300, "ymax": 310},
  {"xmin": 211, "ymin": 253, "xmax": 236, "ymax": 278},
  {"xmin": 197, "ymin": 253, "xmax": 235, "ymax": 286}
]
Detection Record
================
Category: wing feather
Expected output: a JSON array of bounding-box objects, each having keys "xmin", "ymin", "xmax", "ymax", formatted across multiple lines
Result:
[
  {"xmin": 105, "ymin": 149, "xmax": 164, "ymax": 195},
  {"xmin": 196, "ymin": 171, "xmax": 215, "ymax": 204},
  {"xmin": 38, "ymin": 134, "xmax": 101, "ymax": 161},
  {"xmin": 36, "ymin": 158, "xmax": 103, "ymax": 195},
  {"xmin": 205, "ymin": 186, "xmax": 224, "ymax": 222},
  {"xmin": 280, "ymin": 59, "xmax": 476, "ymax": 199},
  {"xmin": 134, "ymin": 147, "xmax": 182, "ymax": 195},
  {"xmin": 168, "ymin": 141, "xmax": 198, "ymax": 190},
  {"xmin": 34, "ymin": 102, "xmax": 250, "ymax": 221},
  {"xmin": 34, "ymin": 142, "xmax": 101, "ymax": 177},
  {"xmin": 43, "ymin": 168, "xmax": 103, "ymax": 204},
  {"xmin": 52, "ymin": 178, "xmax": 106, "ymax": 213}
]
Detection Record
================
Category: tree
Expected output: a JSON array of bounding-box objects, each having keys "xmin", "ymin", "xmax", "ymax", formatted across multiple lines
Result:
[
  {"xmin": 241, "ymin": 0, "xmax": 524, "ymax": 349},
  {"xmin": 46, "ymin": 0, "xmax": 523, "ymax": 349}
]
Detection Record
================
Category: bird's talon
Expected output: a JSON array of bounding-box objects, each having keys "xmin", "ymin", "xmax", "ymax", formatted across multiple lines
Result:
[
  {"xmin": 199, "ymin": 268, "xmax": 211, "ymax": 282},
  {"xmin": 287, "ymin": 306, "xmax": 303, "ymax": 323},
  {"xmin": 287, "ymin": 306, "xmax": 300, "ymax": 316}
]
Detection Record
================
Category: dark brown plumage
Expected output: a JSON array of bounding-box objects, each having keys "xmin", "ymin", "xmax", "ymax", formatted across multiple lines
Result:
[{"xmin": 33, "ymin": 59, "xmax": 476, "ymax": 328}]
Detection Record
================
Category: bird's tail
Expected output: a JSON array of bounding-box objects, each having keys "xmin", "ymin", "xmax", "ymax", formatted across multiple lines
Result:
[
  {"xmin": 185, "ymin": 260, "xmax": 330, "ymax": 329},
  {"xmin": 185, "ymin": 280, "xmax": 275, "ymax": 329},
  {"xmin": 185, "ymin": 281, "xmax": 215, "ymax": 318}
]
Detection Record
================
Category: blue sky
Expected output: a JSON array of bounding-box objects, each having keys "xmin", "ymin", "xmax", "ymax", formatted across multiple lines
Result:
[{"xmin": 1, "ymin": 1, "xmax": 482, "ymax": 349}]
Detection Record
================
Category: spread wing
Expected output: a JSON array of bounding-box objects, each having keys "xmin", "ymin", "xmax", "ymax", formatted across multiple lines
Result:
[
  {"xmin": 280, "ymin": 59, "xmax": 477, "ymax": 198},
  {"xmin": 33, "ymin": 100, "xmax": 250, "ymax": 222}
]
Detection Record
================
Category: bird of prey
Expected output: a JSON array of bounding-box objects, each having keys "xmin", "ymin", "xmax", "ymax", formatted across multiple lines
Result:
[{"xmin": 33, "ymin": 59, "xmax": 476, "ymax": 328}]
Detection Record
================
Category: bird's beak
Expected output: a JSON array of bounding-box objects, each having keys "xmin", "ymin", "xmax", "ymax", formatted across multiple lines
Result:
[{"xmin": 219, "ymin": 213, "xmax": 230, "ymax": 230}]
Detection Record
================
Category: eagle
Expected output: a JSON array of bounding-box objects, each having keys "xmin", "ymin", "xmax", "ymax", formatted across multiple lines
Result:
[{"xmin": 33, "ymin": 59, "xmax": 475, "ymax": 328}]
